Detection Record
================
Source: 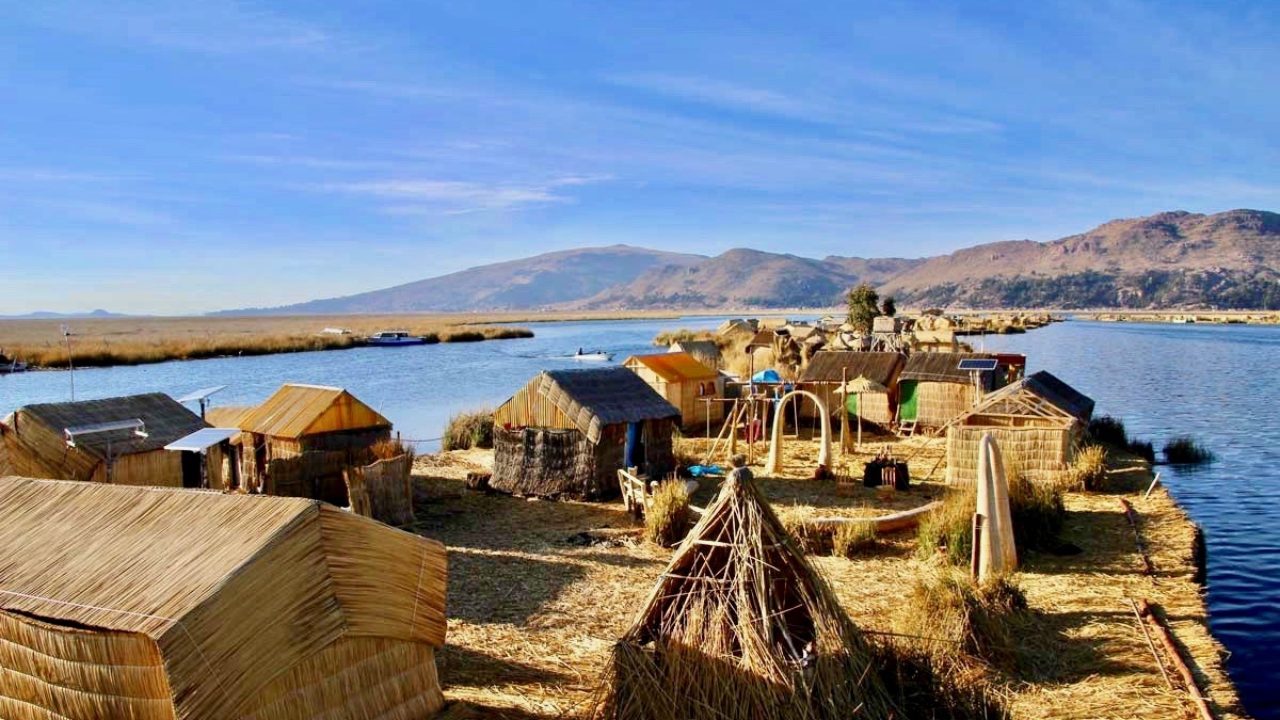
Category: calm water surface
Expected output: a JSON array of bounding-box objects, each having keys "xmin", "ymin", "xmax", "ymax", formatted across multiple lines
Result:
[{"xmin": 2, "ymin": 317, "xmax": 1277, "ymax": 716}]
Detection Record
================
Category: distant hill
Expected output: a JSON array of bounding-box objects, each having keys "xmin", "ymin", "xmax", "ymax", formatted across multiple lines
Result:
[
  {"xmin": 1, "ymin": 309, "xmax": 129, "ymax": 319},
  {"xmin": 219, "ymin": 209, "xmax": 1280, "ymax": 314},
  {"xmin": 570, "ymin": 249, "xmax": 919, "ymax": 309},
  {"xmin": 881, "ymin": 209, "xmax": 1280, "ymax": 308},
  {"xmin": 227, "ymin": 245, "xmax": 706, "ymax": 314}
]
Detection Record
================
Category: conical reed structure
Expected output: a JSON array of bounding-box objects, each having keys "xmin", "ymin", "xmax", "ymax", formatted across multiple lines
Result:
[{"xmin": 593, "ymin": 472, "xmax": 899, "ymax": 720}]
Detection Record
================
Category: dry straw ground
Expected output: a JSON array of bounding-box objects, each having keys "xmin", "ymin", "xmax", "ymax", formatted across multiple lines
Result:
[{"xmin": 411, "ymin": 434, "xmax": 1244, "ymax": 720}]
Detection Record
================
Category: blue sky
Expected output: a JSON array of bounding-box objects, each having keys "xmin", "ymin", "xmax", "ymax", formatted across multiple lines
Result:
[{"xmin": 1, "ymin": 1, "xmax": 1277, "ymax": 314}]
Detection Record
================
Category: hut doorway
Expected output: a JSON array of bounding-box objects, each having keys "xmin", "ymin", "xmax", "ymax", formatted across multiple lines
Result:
[
  {"xmin": 624, "ymin": 422, "xmax": 646, "ymax": 470},
  {"xmin": 898, "ymin": 380, "xmax": 919, "ymax": 421},
  {"xmin": 765, "ymin": 390, "xmax": 831, "ymax": 476},
  {"xmin": 180, "ymin": 450, "xmax": 202, "ymax": 488}
]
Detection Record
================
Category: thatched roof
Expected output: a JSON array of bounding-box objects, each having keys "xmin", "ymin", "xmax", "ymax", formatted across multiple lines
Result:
[
  {"xmin": 537, "ymin": 368, "xmax": 680, "ymax": 443},
  {"xmin": 595, "ymin": 473, "xmax": 897, "ymax": 719},
  {"xmin": 669, "ymin": 339, "xmax": 720, "ymax": 362},
  {"xmin": 0, "ymin": 475, "xmax": 446, "ymax": 719},
  {"xmin": 800, "ymin": 351, "xmax": 905, "ymax": 386},
  {"xmin": 1023, "ymin": 370, "xmax": 1095, "ymax": 421},
  {"xmin": 625, "ymin": 351, "xmax": 718, "ymax": 382},
  {"xmin": 900, "ymin": 352, "xmax": 997, "ymax": 385},
  {"xmin": 240, "ymin": 383, "xmax": 391, "ymax": 438},
  {"xmin": 17, "ymin": 393, "xmax": 206, "ymax": 458},
  {"xmin": 963, "ymin": 370, "xmax": 1095, "ymax": 424}
]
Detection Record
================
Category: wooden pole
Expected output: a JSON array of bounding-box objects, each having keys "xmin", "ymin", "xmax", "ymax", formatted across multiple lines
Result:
[
  {"xmin": 840, "ymin": 369, "xmax": 848, "ymax": 456},
  {"xmin": 1137, "ymin": 599, "xmax": 1217, "ymax": 720},
  {"xmin": 1119, "ymin": 497, "xmax": 1156, "ymax": 576}
]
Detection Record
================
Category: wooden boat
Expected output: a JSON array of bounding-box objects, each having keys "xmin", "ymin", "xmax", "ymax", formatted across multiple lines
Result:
[
  {"xmin": 808, "ymin": 500, "xmax": 942, "ymax": 534},
  {"xmin": 367, "ymin": 331, "xmax": 427, "ymax": 346},
  {"xmin": 0, "ymin": 359, "xmax": 26, "ymax": 374},
  {"xmin": 571, "ymin": 349, "xmax": 613, "ymax": 362}
]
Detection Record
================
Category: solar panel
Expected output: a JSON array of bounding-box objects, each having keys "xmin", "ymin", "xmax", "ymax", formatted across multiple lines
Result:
[
  {"xmin": 957, "ymin": 358, "xmax": 999, "ymax": 372},
  {"xmin": 178, "ymin": 385, "xmax": 228, "ymax": 403}
]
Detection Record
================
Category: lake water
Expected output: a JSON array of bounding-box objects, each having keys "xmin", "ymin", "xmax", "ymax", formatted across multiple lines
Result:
[{"xmin": 2, "ymin": 317, "xmax": 1277, "ymax": 716}]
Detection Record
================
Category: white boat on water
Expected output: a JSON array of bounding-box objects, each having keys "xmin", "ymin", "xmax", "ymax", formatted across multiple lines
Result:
[
  {"xmin": 571, "ymin": 349, "xmax": 613, "ymax": 362},
  {"xmin": 367, "ymin": 331, "xmax": 427, "ymax": 346}
]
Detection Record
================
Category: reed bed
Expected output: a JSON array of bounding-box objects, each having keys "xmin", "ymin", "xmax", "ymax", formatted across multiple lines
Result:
[
  {"xmin": 0, "ymin": 314, "xmax": 533, "ymax": 368},
  {"xmin": 918, "ymin": 472, "xmax": 1064, "ymax": 565},
  {"xmin": 1162, "ymin": 436, "xmax": 1215, "ymax": 465},
  {"xmin": 1087, "ymin": 415, "xmax": 1155, "ymax": 463},
  {"xmin": 833, "ymin": 521, "xmax": 878, "ymax": 557}
]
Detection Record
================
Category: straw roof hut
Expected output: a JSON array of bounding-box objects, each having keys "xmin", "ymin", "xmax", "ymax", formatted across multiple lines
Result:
[
  {"xmin": 799, "ymin": 351, "xmax": 905, "ymax": 428},
  {"xmin": 492, "ymin": 368, "xmax": 680, "ymax": 499},
  {"xmin": 946, "ymin": 370, "xmax": 1095, "ymax": 485},
  {"xmin": 625, "ymin": 351, "xmax": 724, "ymax": 430},
  {"xmin": 0, "ymin": 476, "xmax": 446, "ymax": 720},
  {"xmin": 897, "ymin": 352, "xmax": 1006, "ymax": 429},
  {"xmin": 593, "ymin": 472, "xmax": 897, "ymax": 719},
  {"xmin": 668, "ymin": 339, "xmax": 721, "ymax": 368},
  {"xmin": 238, "ymin": 384, "xmax": 392, "ymax": 503},
  {"xmin": 0, "ymin": 393, "xmax": 212, "ymax": 487}
]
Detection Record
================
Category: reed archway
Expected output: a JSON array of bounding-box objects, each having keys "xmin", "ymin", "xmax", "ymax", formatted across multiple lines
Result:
[{"xmin": 765, "ymin": 390, "xmax": 832, "ymax": 476}]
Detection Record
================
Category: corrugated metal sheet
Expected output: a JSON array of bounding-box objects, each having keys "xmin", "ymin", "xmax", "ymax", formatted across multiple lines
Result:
[
  {"xmin": 625, "ymin": 352, "xmax": 718, "ymax": 382},
  {"xmin": 239, "ymin": 384, "xmax": 391, "ymax": 439},
  {"xmin": 900, "ymin": 352, "xmax": 998, "ymax": 384}
]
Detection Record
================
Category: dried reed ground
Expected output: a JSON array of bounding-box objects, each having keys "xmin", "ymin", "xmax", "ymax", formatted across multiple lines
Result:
[{"xmin": 411, "ymin": 438, "xmax": 1245, "ymax": 719}]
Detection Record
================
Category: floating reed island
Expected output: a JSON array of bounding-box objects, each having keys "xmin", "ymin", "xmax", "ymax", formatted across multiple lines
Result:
[{"xmin": 0, "ymin": 309, "xmax": 1246, "ymax": 719}]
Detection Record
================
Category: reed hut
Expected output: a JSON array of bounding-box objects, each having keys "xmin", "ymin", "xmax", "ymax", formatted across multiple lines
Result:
[
  {"xmin": 798, "ymin": 351, "xmax": 905, "ymax": 428},
  {"xmin": 0, "ymin": 393, "xmax": 211, "ymax": 487},
  {"xmin": 238, "ymin": 384, "xmax": 392, "ymax": 500},
  {"xmin": 0, "ymin": 476, "xmax": 447, "ymax": 720},
  {"xmin": 593, "ymin": 471, "xmax": 897, "ymax": 720},
  {"xmin": 897, "ymin": 352, "xmax": 1004, "ymax": 429},
  {"xmin": 492, "ymin": 368, "xmax": 680, "ymax": 500},
  {"xmin": 668, "ymin": 339, "xmax": 721, "ymax": 368},
  {"xmin": 946, "ymin": 370, "xmax": 1096, "ymax": 485},
  {"xmin": 624, "ymin": 351, "xmax": 724, "ymax": 430}
]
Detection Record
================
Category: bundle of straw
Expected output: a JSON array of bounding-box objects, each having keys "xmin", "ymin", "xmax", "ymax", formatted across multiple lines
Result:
[{"xmin": 593, "ymin": 473, "xmax": 898, "ymax": 720}]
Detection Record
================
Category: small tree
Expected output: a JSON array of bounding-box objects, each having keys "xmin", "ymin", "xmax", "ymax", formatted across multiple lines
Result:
[
  {"xmin": 846, "ymin": 283, "xmax": 880, "ymax": 332},
  {"xmin": 880, "ymin": 296, "xmax": 897, "ymax": 317}
]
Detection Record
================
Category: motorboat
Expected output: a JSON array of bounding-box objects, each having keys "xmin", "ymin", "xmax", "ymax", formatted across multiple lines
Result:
[
  {"xmin": 367, "ymin": 331, "xmax": 427, "ymax": 346},
  {"xmin": 571, "ymin": 349, "xmax": 613, "ymax": 362}
]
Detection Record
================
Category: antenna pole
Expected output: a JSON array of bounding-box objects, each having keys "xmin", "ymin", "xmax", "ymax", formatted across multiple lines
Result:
[{"xmin": 61, "ymin": 325, "xmax": 75, "ymax": 401}]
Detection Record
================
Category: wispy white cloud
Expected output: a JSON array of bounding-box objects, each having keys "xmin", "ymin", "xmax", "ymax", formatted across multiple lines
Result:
[
  {"xmin": 607, "ymin": 73, "xmax": 821, "ymax": 119},
  {"xmin": 321, "ymin": 176, "xmax": 611, "ymax": 215},
  {"xmin": 0, "ymin": 167, "xmax": 116, "ymax": 183}
]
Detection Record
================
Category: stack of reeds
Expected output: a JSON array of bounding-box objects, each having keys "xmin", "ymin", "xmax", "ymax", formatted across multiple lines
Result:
[
  {"xmin": 346, "ymin": 452, "xmax": 415, "ymax": 525},
  {"xmin": 593, "ymin": 473, "xmax": 898, "ymax": 720}
]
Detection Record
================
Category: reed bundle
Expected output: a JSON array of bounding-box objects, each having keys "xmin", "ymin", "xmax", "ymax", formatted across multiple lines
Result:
[
  {"xmin": 346, "ymin": 453, "xmax": 415, "ymax": 526},
  {"xmin": 593, "ymin": 473, "xmax": 898, "ymax": 720}
]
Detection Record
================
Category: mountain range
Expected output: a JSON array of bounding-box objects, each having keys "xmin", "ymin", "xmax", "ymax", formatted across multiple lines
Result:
[{"xmin": 232, "ymin": 209, "xmax": 1280, "ymax": 314}]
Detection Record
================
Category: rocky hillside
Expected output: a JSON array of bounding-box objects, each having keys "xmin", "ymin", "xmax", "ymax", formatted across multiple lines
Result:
[
  {"xmin": 224, "ymin": 209, "xmax": 1280, "ymax": 314},
  {"xmin": 882, "ymin": 209, "xmax": 1280, "ymax": 308},
  {"xmin": 569, "ymin": 249, "xmax": 919, "ymax": 309}
]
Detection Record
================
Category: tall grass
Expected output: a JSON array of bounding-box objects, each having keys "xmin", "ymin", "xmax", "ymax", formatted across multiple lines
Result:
[
  {"xmin": 1061, "ymin": 445, "xmax": 1109, "ymax": 492},
  {"xmin": 442, "ymin": 409, "xmax": 494, "ymax": 451},
  {"xmin": 833, "ymin": 522, "xmax": 878, "ymax": 557},
  {"xmin": 918, "ymin": 472, "xmax": 1064, "ymax": 565},
  {"xmin": 1163, "ymin": 436, "xmax": 1215, "ymax": 465},
  {"xmin": 644, "ymin": 480, "xmax": 692, "ymax": 547},
  {"xmin": 897, "ymin": 570, "xmax": 1028, "ymax": 671},
  {"xmin": 370, "ymin": 437, "xmax": 416, "ymax": 462}
]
